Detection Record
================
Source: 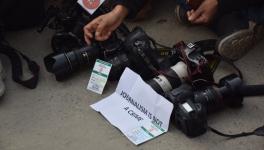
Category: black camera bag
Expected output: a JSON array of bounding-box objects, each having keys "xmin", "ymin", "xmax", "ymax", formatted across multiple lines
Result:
[{"xmin": 0, "ymin": 0, "xmax": 45, "ymax": 89}]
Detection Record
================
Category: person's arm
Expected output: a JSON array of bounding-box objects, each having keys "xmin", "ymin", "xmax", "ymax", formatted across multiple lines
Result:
[
  {"xmin": 83, "ymin": 0, "xmax": 146, "ymax": 44},
  {"xmin": 83, "ymin": 5, "xmax": 128, "ymax": 44},
  {"xmin": 187, "ymin": 0, "xmax": 264, "ymax": 25},
  {"xmin": 218, "ymin": 0, "xmax": 263, "ymax": 14},
  {"xmin": 187, "ymin": 0, "xmax": 218, "ymax": 24},
  {"xmin": 111, "ymin": 0, "xmax": 146, "ymax": 18}
]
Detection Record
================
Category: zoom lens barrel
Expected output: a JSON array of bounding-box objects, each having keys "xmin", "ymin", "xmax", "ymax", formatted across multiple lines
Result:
[
  {"xmin": 148, "ymin": 61, "xmax": 188, "ymax": 95},
  {"xmin": 44, "ymin": 46, "xmax": 100, "ymax": 81}
]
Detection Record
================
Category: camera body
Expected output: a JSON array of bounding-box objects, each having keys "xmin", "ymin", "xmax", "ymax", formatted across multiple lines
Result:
[
  {"xmin": 166, "ymin": 84, "xmax": 207, "ymax": 137},
  {"xmin": 165, "ymin": 74, "xmax": 246, "ymax": 137},
  {"xmin": 148, "ymin": 41, "xmax": 214, "ymax": 95},
  {"xmin": 106, "ymin": 27, "xmax": 160, "ymax": 81},
  {"xmin": 107, "ymin": 27, "xmax": 211, "ymax": 82},
  {"xmin": 43, "ymin": 3, "xmax": 126, "ymax": 81}
]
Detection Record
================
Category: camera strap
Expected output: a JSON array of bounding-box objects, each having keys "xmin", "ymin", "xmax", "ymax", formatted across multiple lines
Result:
[
  {"xmin": 152, "ymin": 39, "xmax": 243, "ymax": 84},
  {"xmin": 208, "ymin": 125, "xmax": 264, "ymax": 138},
  {"xmin": 195, "ymin": 40, "xmax": 264, "ymax": 139},
  {"xmin": 0, "ymin": 41, "xmax": 40, "ymax": 89},
  {"xmin": 213, "ymin": 54, "xmax": 243, "ymax": 79},
  {"xmin": 193, "ymin": 39, "xmax": 243, "ymax": 79},
  {"xmin": 147, "ymin": 38, "xmax": 263, "ymax": 139}
]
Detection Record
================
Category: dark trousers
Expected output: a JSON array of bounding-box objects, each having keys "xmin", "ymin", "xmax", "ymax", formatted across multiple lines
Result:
[
  {"xmin": 176, "ymin": 0, "xmax": 264, "ymax": 24},
  {"xmin": 175, "ymin": 0, "xmax": 264, "ymax": 36}
]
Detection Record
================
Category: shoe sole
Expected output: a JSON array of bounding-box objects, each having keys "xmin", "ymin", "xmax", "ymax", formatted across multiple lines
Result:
[
  {"xmin": 218, "ymin": 24, "xmax": 264, "ymax": 61},
  {"xmin": 254, "ymin": 24, "xmax": 264, "ymax": 42},
  {"xmin": 175, "ymin": 5, "xmax": 190, "ymax": 25},
  {"xmin": 175, "ymin": 5, "xmax": 183, "ymax": 24},
  {"xmin": 217, "ymin": 29, "xmax": 256, "ymax": 61}
]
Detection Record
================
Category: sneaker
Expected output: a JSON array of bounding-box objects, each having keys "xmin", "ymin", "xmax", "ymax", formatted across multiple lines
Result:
[
  {"xmin": 175, "ymin": 5, "xmax": 190, "ymax": 25},
  {"xmin": 0, "ymin": 59, "xmax": 5, "ymax": 97},
  {"xmin": 215, "ymin": 12, "xmax": 264, "ymax": 61},
  {"xmin": 217, "ymin": 22, "xmax": 264, "ymax": 61}
]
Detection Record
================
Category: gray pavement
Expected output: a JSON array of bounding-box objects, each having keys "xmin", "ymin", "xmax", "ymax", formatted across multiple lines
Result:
[{"xmin": 0, "ymin": 0, "xmax": 264, "ymax": 150}]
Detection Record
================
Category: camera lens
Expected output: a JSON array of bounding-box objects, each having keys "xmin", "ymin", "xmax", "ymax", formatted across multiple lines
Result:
[
  {"xmin": 193, "ymin": 75, "xmax": 244, "ymax": 112},
  {"xmin": 44, "ymin": 46, "xmax": 100, "ymax": 81},
  {"xmin": 148, "ymin": 61, "xmax": 188, "ymax": 95},
  {"xmin": 194, "ymin": 87, "xmax": 223, "ymax": 112},
  {"xmin": 51, "ymin": 32, "xmax": 82, "ymax": 53}
]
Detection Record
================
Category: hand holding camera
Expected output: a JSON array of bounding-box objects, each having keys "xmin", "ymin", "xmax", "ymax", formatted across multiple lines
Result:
[
  {"xmin": 84, "ymin": 5, "xmax": 129, "ymax": 44},
  {"xmin": 181, "ymin": 0, "xmax": 218, "ymax": 24}
]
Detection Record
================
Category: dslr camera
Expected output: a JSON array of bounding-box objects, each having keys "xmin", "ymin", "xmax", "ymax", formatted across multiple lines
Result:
[
  {"xmin": 165, "ymin": 74, "xmax": 264, "ymax": 137},
  {"xmin": 42, "ymin": 2, "xmax": 128, "ymax": 81}
]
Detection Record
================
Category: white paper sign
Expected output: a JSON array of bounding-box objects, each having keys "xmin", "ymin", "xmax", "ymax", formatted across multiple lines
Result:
[
  {"xmin": 91, "ymin": 68, "xmax": 174, "ymax": 145},
  {"xmin": 78, "ymin": 0, "xmax": 105, "ymax": 15}
]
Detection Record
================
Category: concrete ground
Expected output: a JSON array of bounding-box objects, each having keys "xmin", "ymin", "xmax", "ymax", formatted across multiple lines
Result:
[{"xmin": 1, "ymin": 1, "xmax": 264, "ymax": 150}]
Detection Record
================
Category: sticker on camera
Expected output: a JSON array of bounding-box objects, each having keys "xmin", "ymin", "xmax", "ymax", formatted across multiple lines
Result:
[
  {"xmin": 78, "ymin": 0, "xmax": 105, "ymax": 15},
  {"xmin": 87, "ymin": 59, "xmax": 112, "ymax": 94}
]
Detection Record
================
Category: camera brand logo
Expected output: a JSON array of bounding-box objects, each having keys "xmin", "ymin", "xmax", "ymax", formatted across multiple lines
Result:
[{"xmin": 82, "ymin": 0, "xmax": 101, "ymax": 9}]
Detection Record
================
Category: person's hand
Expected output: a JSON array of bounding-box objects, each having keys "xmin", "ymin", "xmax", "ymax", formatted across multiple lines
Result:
[
  {"xmin": 83, "ymin": 5, "xmax": 128, "ymax": 45},
  {"xmin": 187, "ymin": 0, "xmax": 218, "ymax": 24}
]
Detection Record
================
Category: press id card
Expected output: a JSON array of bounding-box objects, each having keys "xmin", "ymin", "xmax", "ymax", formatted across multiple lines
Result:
[{"xmin": 87, "ymin": 59, "xmax": 112, "ymax": 94}]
